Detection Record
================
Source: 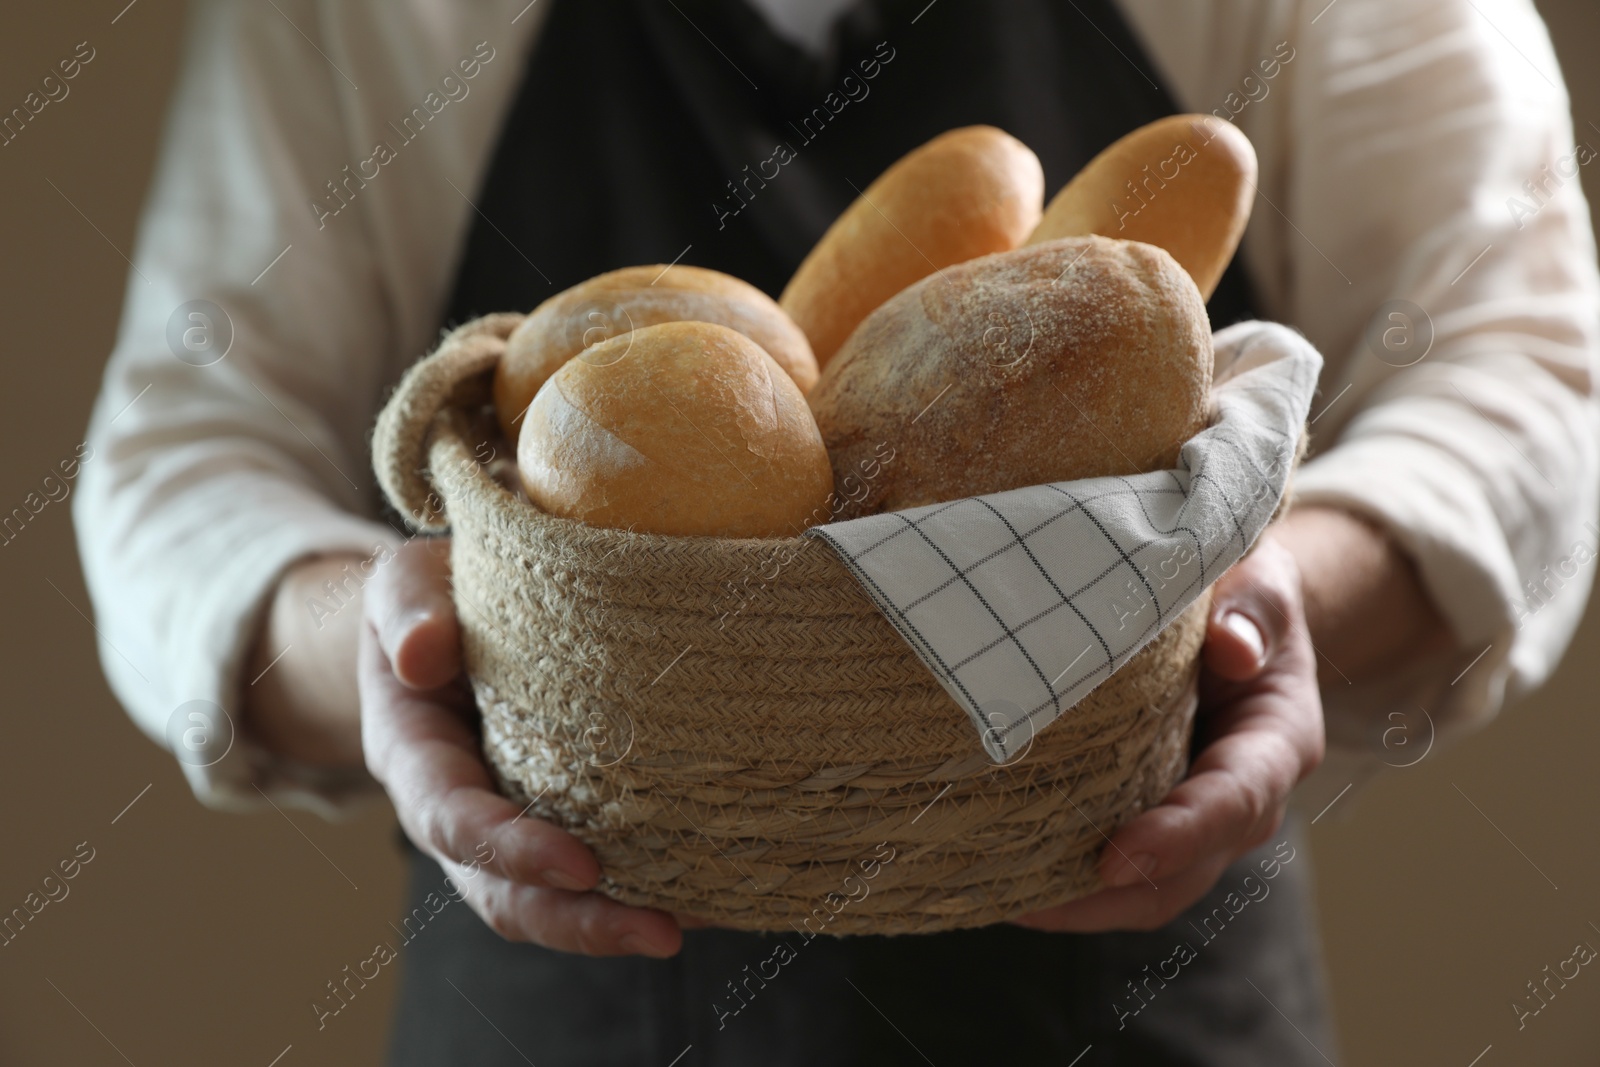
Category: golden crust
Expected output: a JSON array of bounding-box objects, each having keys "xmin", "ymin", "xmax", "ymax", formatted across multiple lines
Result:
[
  {"xmin": 809, "ymin": 236, "xmax": 1211, "ymax": 519},
  {"xmin": 779, "ymin": 126, "xmax": 1044, "ymax": 370},
  {"xmin": 1027, "ymin": 114, "xmax": 1256, "ymax": 301},
  {"xmin": 493, "ymin": 264, "xmax": 817, "ymax": 444},
  {"xmin": 518, "ymin": 321, "xmax": 835, "ymax": 538}
]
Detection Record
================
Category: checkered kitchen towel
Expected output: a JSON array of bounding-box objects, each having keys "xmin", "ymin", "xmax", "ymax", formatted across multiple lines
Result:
[{"xmin": 807, "ymin": 321, "xmax": 1322, "ymax": 763}]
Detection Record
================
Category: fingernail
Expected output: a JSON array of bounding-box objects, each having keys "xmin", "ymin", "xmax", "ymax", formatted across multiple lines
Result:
[
  {"xmin": 621, "ymin": 933, "xmax": 672, "ymax": 958},
  {"xmin": 1221, "ymin": 610, "xmax": 1265, "ymax": 666},
  {"xmin": 397, "ymin": 609, "xmax": 435, "ymax": 639},
  {"xmin": 1108, "ymin": 852, "xmax": 1159, "ymax": 888},
  {"xmin": 542, "ymin": 868, "xmax": 588, "ymax": 892}
]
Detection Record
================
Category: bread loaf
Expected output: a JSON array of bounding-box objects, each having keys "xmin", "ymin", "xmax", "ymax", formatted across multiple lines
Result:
[
  {"xmin": 808, "ymin": 236, "xmax": 1211, "ymax": 519},
  {"xmin": 494, "ymin": 265, "xmax": 817, "ymax": 443},
  {"xmin": 780, "ymin": 126, "xmax": 1044, "ymax": 369},
  {"xmin": 518, "ymin": 321, "xmax": 834, "ymax": 538},
  {"xmin": 1027, "ymin": 115, "xmax": 1256, "ymax": 300}
]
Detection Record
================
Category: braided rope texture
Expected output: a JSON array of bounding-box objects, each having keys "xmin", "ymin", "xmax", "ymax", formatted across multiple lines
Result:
[{"xmin": 376, "ymin": 313, "xmax": 1211, "ymax": 934}]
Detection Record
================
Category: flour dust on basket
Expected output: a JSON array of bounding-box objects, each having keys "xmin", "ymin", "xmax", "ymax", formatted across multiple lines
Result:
[{"xmin": 807, "ymin": 321, "xmax": 1322, "ymax": 763}]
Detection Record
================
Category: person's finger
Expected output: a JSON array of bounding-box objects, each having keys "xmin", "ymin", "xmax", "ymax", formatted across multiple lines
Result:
[
  {"xmin": 1100, "ymin": 540, "xmax": 1321, "ymax": 889},
  {"xmin": 1204, "ymin": 606, "xmax": 1268, "ymax": 680},
  {"xmin": 1203, "ymin": 544, "xmax": 1298, "ymax": 682},
  {"xmin": 359, "ymin": 624, "xmax": 599, "ymax": 892},
  {"xmin": 459, "ymin": 870, "xmax": 684, "ymax": 958},
  {"xmin": 1097, "ymin": 724, "xmax": 1301, "ymax": 888},
  {"xmin": 1011, "ymin": 852, "xmax": 1234, "ymax": 933},
  {"xmin": 366, "ymin": 537, "xmax": 460, "ymax": 690}
]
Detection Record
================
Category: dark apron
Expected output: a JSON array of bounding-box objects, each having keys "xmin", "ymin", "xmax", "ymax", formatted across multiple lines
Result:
[{"xmin": 390, "ymin": 1, "xmax": 1333, "ymax": 1063}]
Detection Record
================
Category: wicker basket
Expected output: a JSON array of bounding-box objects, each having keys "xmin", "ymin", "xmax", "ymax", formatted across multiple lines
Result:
[{"xmin": 373, "ymin": 313, "xmax": 1211, "ymax": 934}]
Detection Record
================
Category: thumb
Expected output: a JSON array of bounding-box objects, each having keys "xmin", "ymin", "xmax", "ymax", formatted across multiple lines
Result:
[
  {"xmin": 1204, "ymin": 543, "xmax": 1297, "ymax": 681},
  {"xmin": 365, "ymin": 537, "xmax": 461, "ymax": 690}
]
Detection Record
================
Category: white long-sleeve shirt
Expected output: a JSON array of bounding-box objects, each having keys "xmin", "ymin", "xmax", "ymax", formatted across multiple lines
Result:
[{"xmin": 74, "ymin": 0, "xmax": 1600, "ymax": 815}]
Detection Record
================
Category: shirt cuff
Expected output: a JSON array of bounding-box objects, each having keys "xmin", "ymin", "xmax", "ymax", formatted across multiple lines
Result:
[{"xmin": 1290, "ymin": 432, "xmax": 1541, "ymax": 745}]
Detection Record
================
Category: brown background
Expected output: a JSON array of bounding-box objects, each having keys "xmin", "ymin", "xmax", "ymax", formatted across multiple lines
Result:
[{"xmin": 1, "ymin": 2, "xmax": 1597, "ymax": 1064}]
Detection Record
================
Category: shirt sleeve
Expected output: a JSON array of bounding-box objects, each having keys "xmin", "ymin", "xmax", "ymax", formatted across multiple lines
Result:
[
  {"xmin": 1122, "ymin": 0, "xmax": 1600, "ymax": 761},
  {"xmin": 1277, "ymin": 0, "xmax": 1600, "ymax": 750},
  {"xmin": 71, "ymin": 0, "xmax": 484, "ymax": 817}
]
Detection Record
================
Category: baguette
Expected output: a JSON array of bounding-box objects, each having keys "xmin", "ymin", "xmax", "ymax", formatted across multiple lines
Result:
[
  {"xmin": 780, "ymin": 126, "xmax": 1044, "ymax": 369},
  {"xmin": 1027, "ymin": 114, "xmax": 1256, "ymax": 300}
]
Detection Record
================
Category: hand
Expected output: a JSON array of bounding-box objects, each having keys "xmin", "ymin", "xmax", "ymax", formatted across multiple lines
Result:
[
  {"xmin": 358, "ymin": 537, "xmax": 685, "ymax": 957},
  {"xmin": 1012, "ymin": 532, "xmax": 1325, "ymax": 932}
]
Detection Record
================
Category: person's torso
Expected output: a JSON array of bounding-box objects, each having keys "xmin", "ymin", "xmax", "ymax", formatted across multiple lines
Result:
[{"xmin": 441, "ymin": 0, "xmax": 1259, "ymax": 327}]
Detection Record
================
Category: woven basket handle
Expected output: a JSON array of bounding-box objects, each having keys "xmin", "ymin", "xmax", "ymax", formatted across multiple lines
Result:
[{"xmin": 373, "ymin": 312, "xmax": 525, "ymax": 532}]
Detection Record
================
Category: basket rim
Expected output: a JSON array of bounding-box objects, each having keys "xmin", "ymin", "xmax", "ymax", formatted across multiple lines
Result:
[{"xmin": 379, "ymin": 310, "xmax": 1246, "ymax": 552}]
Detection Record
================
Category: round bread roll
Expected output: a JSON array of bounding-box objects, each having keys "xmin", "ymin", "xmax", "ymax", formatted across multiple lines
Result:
[
  {"xmin": 1027, "ymin": 114, "xmax": 1256, "ymax": 301},
  {"xmin": 494, "ymin": 264, "xmax": 817, "ymax": 443},
  {"xmin": 780, "ymin": 125, "xmax": 1044, "ymax": 370},
  {"xmin": 808, "ymin": 236, "xmax": 1211, "ymax": 519},
  {"xmin": 518, "ymin": 320, "xmax": 834, "ymax": 538}
]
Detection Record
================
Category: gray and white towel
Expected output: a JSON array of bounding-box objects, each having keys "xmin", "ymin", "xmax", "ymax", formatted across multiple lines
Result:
[{"xmin": 808, "ymin": 321, "xmax": 1323, "ymax": 763}]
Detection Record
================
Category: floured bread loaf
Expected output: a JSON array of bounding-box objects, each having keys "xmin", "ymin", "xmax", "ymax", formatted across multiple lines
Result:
[
  {"xmin": 518, "ymin": 320, "xmax": 834, "ymax": 538},
  {"xmin": 780, "ymin": 126, "xmax": 1044, "ymax": 369},
  {"xmin": 1027, "ymin": 115, "xmax": 1256, "ymax": 300},
  {"xmin": 809, "ymin": 236, "xmax": 1211, "ymax": 519},
  {"xmin": 494, "ymin": 265, "xmax": 817, "ymax": 443}
]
